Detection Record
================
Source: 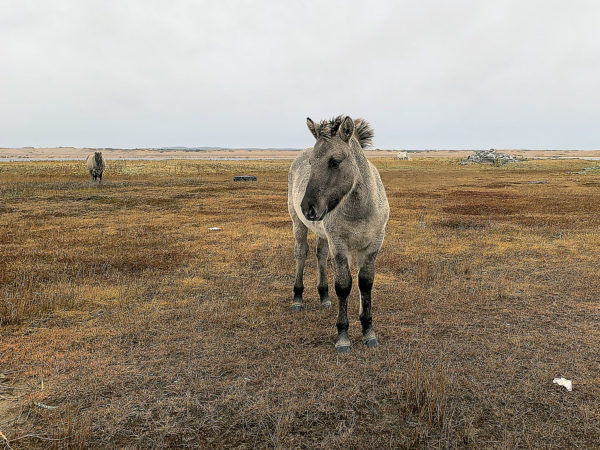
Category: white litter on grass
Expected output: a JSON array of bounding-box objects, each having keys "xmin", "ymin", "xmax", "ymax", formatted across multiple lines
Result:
[
  {"xmin": 35, "ymin": 401, "xmax": 58, "ymax": 409},
  {"xmin": 553, "ymin": 377, "xmax": 573, "ymax": 391},
  {"xmin": 208, "ymin": 227, "xmax": 221, "ymax": 231}
]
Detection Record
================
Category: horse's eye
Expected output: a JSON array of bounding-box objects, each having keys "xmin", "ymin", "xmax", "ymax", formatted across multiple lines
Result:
[{"xmin": 329, "ymin": 158, "xmax": 340, "ymax": 169}]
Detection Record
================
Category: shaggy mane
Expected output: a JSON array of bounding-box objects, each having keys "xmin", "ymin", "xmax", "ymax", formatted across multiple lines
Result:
[{"xmin": 318, "ymin": 115, "xmax": 374, "ymax": 149}]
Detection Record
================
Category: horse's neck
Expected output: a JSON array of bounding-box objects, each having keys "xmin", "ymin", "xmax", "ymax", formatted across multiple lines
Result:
[
  {"xmin": 351, "ymin": 138, "xmax": 372, "ymax": 180},
  {"xmin": 347, "ymin": 140, "xmax": 375, "ymax": 208}
]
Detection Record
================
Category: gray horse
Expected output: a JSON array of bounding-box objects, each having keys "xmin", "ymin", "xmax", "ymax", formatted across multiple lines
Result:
[
  {"xmin": 86, "ymin": 151, "xmax": 105, "ymax": 183},
  {"xmin": 288, "ymin": 115, "xmax": 389, "ymax": 352}
]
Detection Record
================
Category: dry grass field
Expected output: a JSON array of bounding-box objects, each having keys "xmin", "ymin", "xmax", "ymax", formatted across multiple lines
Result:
[{"xmin": 1, "ymin": 157, "xmax": 600, "ymax": 448}]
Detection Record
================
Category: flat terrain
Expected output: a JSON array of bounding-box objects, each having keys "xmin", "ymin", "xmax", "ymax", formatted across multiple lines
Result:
[
  {"xmin": 3, "ymin": 147, "xmax": 600, "ymax": 161},
  {"xmin": 1, "ymin": 158, "xmax": 600, "ymax": 447},
  {"xmin": 1, "ymin": 147, "xmax": 401, "ymax": 160}
]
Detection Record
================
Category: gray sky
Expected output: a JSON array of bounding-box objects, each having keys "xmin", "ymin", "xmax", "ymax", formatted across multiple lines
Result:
[{"xmin": 1, "ymin": 0, "xmax": 599, "ymax": 149}]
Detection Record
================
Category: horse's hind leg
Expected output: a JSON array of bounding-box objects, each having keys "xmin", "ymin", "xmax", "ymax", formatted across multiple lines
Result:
[
  {"xmin": 316, "ymin": 237, "xmax": 331, "ymax": 309},
  {"xmin": 358, "ymin": 248, "xmax": 380, "ymax": 348},
  {"xmin": 292, "ymin": 221, "xmax": 308, "ymax": 311}
]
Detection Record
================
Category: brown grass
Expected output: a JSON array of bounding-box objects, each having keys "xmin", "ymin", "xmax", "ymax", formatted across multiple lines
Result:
[{"xmin": 1, "ymin": 158, "xmax": 600, "ymax": 447}]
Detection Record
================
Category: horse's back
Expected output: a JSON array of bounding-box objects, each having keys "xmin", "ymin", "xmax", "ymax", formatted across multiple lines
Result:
[
  {"xmin": 367, "ymin": 160, "xmax": 390, "ymax": 219},
  {"xmin": 288, "ymin": 148, "xmax": 310, "ymax": 209},
  {"xmin": 86, "ymin": 154, "xmax": 105, "ymax": 173},
  {"xmin": 86, "ymin": 154, "xmax": 94, "ymax": 170},
  {"xmin": 288, "ymin": 149, "xmax": 328, "ymax": 237}
]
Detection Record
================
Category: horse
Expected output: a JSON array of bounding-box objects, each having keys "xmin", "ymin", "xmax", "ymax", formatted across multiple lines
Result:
[
  {"xmin": 86, "ymin": 151, "xmax": 105, "ymax": 183},
  {"xmin": 287, "ymin": 115, "xmax": 390, "ymax": 353}
]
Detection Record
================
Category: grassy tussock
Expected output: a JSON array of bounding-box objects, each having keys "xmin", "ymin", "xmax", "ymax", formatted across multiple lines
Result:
[{"xmin": 1, "ymin": 158, "xmax": 600, "ymax": 447}]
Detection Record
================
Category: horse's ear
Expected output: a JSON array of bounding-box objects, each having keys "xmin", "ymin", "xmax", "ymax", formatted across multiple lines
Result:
[
  {"xmin": 306, "ymin": 117, "xmax": 320, "ymax": 140},
  {"xmin": 338, "ymin": 116, "xmax": 355, "ymax": 142}
]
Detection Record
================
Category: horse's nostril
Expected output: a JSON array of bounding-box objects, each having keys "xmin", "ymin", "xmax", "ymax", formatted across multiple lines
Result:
[{"xmin": 308, "ymin": 206, "xmax": 316, "ymax": 218}]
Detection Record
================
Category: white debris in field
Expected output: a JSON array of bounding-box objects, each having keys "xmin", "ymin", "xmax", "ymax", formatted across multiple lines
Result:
[
  {"xmin": 553, "ymin": 377, "xmax": 572, "ymax": 391},
  {"xmin": 208, "ymin": 227, "xmax": 221, "ymax": 231},
  {"xmin": 460, "ymin": 148, "xmax": 523, "ymax": 165},
  {"xmin": 35, "ymin": 401, "xmax": 58, "ymax": 409}
]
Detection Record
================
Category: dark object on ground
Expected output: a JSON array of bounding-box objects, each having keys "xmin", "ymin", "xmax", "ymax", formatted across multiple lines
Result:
[{"xmin": 233, "ymin": 175, "xmax": 257, "ymax": 181}]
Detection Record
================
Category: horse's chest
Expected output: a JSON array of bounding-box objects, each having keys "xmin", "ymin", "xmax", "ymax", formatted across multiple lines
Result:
[{"xmin": 328, "ymin": 220, "xmax": 375, "ymax": 250}]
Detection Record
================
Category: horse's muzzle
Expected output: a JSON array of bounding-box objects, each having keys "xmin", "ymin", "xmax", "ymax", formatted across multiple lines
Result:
[
  {"xmin": 301, "ymin": 203, "xmax": 327, "ymax": 221},
  {"xmin": 303, "ymin": 205, "xmax": 318, "ymax": 221}
]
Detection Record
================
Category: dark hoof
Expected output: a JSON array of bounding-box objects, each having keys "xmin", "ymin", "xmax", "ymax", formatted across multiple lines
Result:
[
  {"xmin": 336, "ymin": 345, "xmax": 351, "ymax": 354},
  {"xmin": 320, "ymin": 300, "xmax": 332, "ymax": 309},
  {"xmin": 291, "ymin": 303, "xmax": 303, "ymax": 312},
  {"xmin": 364, "ymin": 338, "xmax": 378, "ymax": 348},
  {"xmin": 335, "ymin": 334, "xmax": 351, "ymax": 353}
]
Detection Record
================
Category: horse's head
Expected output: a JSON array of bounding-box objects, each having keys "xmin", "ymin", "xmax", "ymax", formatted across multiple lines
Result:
[
  {"xmin": 301, "ymin": 116, "xmax": 357, "ymax": 221},
  {"xmin": 94, "ymin": 151, "xmax": 103, "ymax": 163}
]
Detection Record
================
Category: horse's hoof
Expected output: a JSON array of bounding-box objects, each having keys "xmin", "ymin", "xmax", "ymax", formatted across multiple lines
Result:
[
  {"xmin": 364, "ymin": 338, "xmax": 378, "ymax": 348},
  {"xmin": 363, "ymin": 329, "xmax": 377, "ymax": 347},
  {"xmin": 321, "ymin": 300, "xmax": 332, "ymax": 309},
  {"xmin": 291, "ymin": 303, "xmax": 303, "ymax": 312},
  {"xmin": 336, "ymin": 345, "xmax": 351, "ymax": 353},
  {"xmin": 335, "ymin": 335, "xmax": 351, "ymax": 353}
]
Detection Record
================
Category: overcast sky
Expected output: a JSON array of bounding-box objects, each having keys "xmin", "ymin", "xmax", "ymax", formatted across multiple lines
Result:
[{"xmin": 1, "ymin": 0, "xmax": 599, "ymax": 149}]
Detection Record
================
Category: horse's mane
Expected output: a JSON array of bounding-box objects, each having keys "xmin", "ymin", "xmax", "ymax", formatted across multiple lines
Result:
[{"xmin": 317, "ymin": 115, "xmax": 374, "ymax": 149}]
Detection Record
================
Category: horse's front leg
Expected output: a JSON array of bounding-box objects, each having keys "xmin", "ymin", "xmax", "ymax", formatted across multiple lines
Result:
[
  {"xmin": 333, "ymin": 249, "xmax": 352, "ymax": 353},
  {"xmin": 292, "ymin": 222, "xmax": 308, "ymax": 311},
  {"xmin": 358, "ymin": 248, "xmax": 379, "ymax": 348},
  {"xmin": 316, "ymin": 236, "xmax": 331, "ymax": 309}
]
